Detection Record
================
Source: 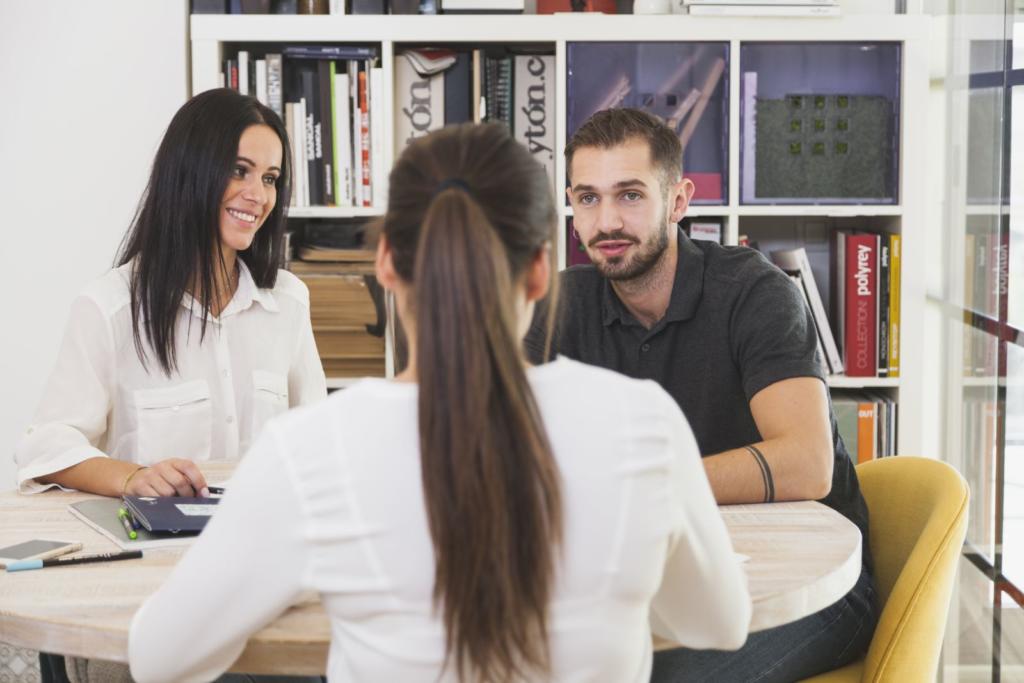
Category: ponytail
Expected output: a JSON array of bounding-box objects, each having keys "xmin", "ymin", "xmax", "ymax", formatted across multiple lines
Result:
[{"xmin": 414, "ymin": 186, "xmax": 563, "ymax": 683}]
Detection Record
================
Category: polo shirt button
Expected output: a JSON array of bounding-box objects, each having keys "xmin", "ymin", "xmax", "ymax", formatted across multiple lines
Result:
[
  {"xmin": 226, "ymin": 416, "xmax": 235, "ymax": 424},
  {"xmin": 641, "ymin": 343, "xmax": 651, "ymax": 352}
]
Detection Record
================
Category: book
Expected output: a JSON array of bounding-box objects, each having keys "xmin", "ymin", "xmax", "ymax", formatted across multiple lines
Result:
[
  {"xmin": 295, "ymin": 245, "xmax": 375, "ymax": 262},
  {"xmin": 349, "ymin": 60, "xmax": 364, "ymax": 206},
  {"xmin": 237, "ymin": 50, "xmax": 250, "ymax": 96},
  {"xmin": 688, "ymin": 221, "xmax": 722, "ymax": 243},
  {"xmin": 358, "ymin": 67, "xmax": 371, "ymax": 207},
  {"xmin": 266, "ymin": 53, "xmax": 284, "ymax": 118},
  {"xmin": 877, "ymin": 241, "xmax": 890, "ymax": 377},
  {"xmin": 685, "ymin": 0, "xmax": 836, "ymax": 4},
  {"xmin": 513, "ymin": 54, "xmax": 556, "ymax": 198},
  {"xmin": 788, "ymin": 274, "xmax": 829, "ymax": 376},
  {"xmin": 395, "ymin": 51, "xmax": 445, "ymax": 150},
  {"xmin": 843, "ymin": 232, "xmax": 879, "ymax": 377},
  {"xmin": 296, "ymin": 97, "xmax": 311, "ymax": 206},
  {"xmin": 888, "ymin": 233, "xmax": 901, "ymax": 377},
  {"xmin": 370, "ymin": 66, "xmax": 386, "ymax": 208},
  {"xmin": 442, "ymin": 0, "xmax": 524, "ymax": 11},
  {"xmin": 831, "ymin": 393, "xmax": 859, "ymax": 460},
  {"xmin": 687, "ymin": 4, "xmax": 840, "ymax": 15},
  {"xmin": 856, "ymin": 399, "xmax": 877, "ymax": 463},
  {"xmin": 282, "ymin": 45, "xmax": 378, "ymax": 60},
  {"xmin": 771, "ymin": 247, "xmax": 843, "ymax": 375},
  {"xmin": 402, "ymin": 48, "xmax": 457, "ymax": 76},
  {"xmin": 317, "ymin": 61, "xmax": 336, "ymax": 206},
  {"xmin": 472, "ymin": 49, "xmax": 482, "ymax": 122},
  {"xmin": 68, "ymin": 498, "xmax": 199, "ymax": 551},
  {"xmin": 123, "ymin": 495, "xmax": 220, "ymax": 533},
  {"xmin": 300, "ymin": 65, "xmax": 324, "ymax": 205},
  {"xmin": 332, "ymin": 66, "xmax": 354, "ymax": 207},
  {"xmin": 255, "ymin": 58, "xmax": 268, "ymax": 106},
  {"xmin": 444, "ymin": 52, "xmax": 473, "ymax": 125}
]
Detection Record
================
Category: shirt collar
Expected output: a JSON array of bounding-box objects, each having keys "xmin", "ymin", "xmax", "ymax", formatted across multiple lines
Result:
[
  {"xmin": 181, "ymin": 259, "xmax": 279, "ymax": 322},
  {"xmin": 600, "ymin": 227, "xmax": 704, "ymax": 327}
]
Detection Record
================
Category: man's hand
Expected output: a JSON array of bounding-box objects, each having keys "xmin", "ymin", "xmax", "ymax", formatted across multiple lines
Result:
[{"xmin": 126, "ymin": 459, "xmax": 209, "ymax": 498}]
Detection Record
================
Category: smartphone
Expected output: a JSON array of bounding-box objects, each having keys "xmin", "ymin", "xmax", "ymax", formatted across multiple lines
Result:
[{"xmin": 0, "ymin": 539, "xmax": 82, "ymax": 568}]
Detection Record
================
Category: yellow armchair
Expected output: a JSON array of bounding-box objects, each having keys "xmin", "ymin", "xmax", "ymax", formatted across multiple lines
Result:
[{"xmin": 800, "ymin": 456, "xmax": 969, "ymax": 683}]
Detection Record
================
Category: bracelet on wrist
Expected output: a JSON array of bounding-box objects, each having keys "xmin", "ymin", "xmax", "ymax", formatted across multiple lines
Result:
[{"xmin": 121, "ymin": 466, "xmax": 146, "ymax": 497}]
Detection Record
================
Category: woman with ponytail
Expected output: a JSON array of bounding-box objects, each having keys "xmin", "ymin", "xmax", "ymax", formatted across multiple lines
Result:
[{"xmin": 129, "ymin": 123, "xmax": 751, "ymax": 683}]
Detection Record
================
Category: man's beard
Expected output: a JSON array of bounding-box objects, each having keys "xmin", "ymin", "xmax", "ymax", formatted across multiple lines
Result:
[{"xmin": 587, "ymin": 210, "xmax": 671, "ymax": 282}]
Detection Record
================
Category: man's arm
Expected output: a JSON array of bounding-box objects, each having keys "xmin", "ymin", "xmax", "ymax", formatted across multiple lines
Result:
[{"xmin": 703, "ymin": 376, "xmax": 833, "ymax": 504}]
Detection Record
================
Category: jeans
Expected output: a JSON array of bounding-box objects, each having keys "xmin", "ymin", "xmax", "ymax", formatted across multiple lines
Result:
[{"xmin": 651, "ymin": 566, "xmax": 878, "ymax": 683}]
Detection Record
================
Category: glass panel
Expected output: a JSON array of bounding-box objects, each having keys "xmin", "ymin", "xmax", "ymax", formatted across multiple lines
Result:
[
  {"xmin": 1010, "ymin": 87, "xmax": 1024, "ymax": 328},
  {"xmin": 961, "ymin": 324, "xmax": 1000, "ymax": 560},
  {"xmin": 566, "ymin": 42, "xmax": 730, "ymax": 205},
  {"xmin": 739, "ymin": 42, "xmax": 900, "ymax": 205},
  {"xmin": 954, "ymin": 557, "xmax": 996, "ymax": 678},
  {"xmin": 999, "ymin": 601, "xmax": 1024, "ymax": 681},
  {"xmin": 965, "ymin": 213, "xmax": 1004, "ymax": 318},
  {"xmin": 1004, "ymin": 343, "xmax": 1024, "ymax": 591}
]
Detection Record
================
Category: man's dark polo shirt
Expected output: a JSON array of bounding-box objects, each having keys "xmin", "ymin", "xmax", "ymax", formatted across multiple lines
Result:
[{"xmin": 526, "ymin": 230, "xmax": 871, "ymax": 567}]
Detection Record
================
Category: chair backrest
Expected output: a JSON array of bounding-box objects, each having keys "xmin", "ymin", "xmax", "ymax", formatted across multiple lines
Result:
[{"xmin": 858, "ymin": 456, "xmax": 969, "ymax": 683}]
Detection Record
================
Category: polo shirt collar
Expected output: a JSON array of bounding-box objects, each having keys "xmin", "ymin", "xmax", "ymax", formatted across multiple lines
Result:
[{"xmin": 600, "ymin": 227, "xmax": 704, "ymax": 327}]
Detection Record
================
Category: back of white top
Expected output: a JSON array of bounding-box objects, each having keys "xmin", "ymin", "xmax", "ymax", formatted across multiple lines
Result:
[{"xmin": 129, "ymin": 357, "xmax": 750, "ymax": 683}]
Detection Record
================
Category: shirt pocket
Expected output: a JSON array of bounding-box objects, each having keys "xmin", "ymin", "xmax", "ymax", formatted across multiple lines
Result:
[
  {"xmin": 133, "ymin": 380, "xmax": 213, "ymax": 465},
  {"xmin": 250, "ymin": 369, "xmax": 289, "ymax": 439}
]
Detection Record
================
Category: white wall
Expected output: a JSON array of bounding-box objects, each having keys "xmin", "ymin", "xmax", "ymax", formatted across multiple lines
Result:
[{"xmin": 0, "ymin": 1, "xmax": 189, "ymax": 490}]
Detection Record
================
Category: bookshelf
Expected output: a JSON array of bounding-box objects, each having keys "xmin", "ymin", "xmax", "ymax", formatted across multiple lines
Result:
[{"xmin": 190, "ymin": 12, "xmax": 929, "ymax": 456}]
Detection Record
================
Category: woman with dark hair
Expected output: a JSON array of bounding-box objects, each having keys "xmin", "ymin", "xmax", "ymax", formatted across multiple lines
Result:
[
  {"xmin": 128, "ymin": 123, "xmax": 749, "ymax": 683},
  {"xmin": 14, "ymin": 88, "xmax": 326, "ymax": 498}
]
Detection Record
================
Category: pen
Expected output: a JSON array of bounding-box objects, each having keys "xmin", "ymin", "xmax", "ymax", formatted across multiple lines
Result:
[
  {"xmin": 117, "ymin": 507, "xmax": 138, "ymax": 540},
  {"xmin": 6, "ymin": 550, "xmax": 143, "ymax": 572},
  {"xmin": 121, "ymin": 505, "xmax": 142, "ymax": 530}
]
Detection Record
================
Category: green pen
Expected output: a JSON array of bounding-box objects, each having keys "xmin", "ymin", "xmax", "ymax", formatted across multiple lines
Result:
[{"xmin": 117, "ymin": 507, "xmax": 138, "ymax": 540}]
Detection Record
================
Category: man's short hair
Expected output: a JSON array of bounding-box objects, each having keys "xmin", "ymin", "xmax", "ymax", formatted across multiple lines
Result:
[{"xmin": 565, "ymin": 108, "xmax": 683, "ymax": 188}]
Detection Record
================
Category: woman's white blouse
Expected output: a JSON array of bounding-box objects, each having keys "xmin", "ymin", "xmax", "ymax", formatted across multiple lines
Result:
[
  {"xmin": 14, "ymin": 261, "xmax": 327, "ymax": 493},
  {"xmin": 128, "ymin": 358, "xmax": 751, "ymax": 683}
]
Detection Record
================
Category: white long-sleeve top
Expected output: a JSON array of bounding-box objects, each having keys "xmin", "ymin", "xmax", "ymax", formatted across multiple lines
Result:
[
  {"xmin": 14, "ymin": 260, "xmax": 327, "ymax": 493},
  {"xmin": 129, "ymin": 358, "xmax": 751, "ymax": 683}
]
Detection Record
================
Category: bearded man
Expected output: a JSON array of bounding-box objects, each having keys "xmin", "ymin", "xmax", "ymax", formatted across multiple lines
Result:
[{"xmin": 525, "ymin": 108, "xmax": 878, "ymax": 682}]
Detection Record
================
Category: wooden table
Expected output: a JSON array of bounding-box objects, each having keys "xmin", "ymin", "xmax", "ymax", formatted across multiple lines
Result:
[{"xmin": 0, "ymin": 467, "xmax": 861, "ymax": 675}]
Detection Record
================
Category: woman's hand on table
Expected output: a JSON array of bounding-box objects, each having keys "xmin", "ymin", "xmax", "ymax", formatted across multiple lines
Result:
[{"xmin": 126, "ymin": 459, "xmax": 209, "ymax": 498}]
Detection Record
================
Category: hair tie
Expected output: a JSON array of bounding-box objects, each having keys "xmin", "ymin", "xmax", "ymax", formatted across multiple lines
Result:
[{"xmin": 433, "ymin": 177, "xmax": 471, "ymax": 197}]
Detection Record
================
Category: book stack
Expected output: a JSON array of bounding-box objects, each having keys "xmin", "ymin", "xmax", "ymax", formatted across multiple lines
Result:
[
  {"xmin": 832, "ymin": 390, "xmax": 897, "ymax": 463},
  {"xmin": 224, "ymin": 45, "xmax": 385, "ymax": 209},
  {"xmin": 684, "ymin": 0, "xmax": 839, "ymax": 16},
  {"xmin": 286, "ymin": 220, "xmax": 385, "ymax": 379},
  {"xmin": 296, "ymin": 272, "xmax": 386, "ymax": 378},
  {"xmin": 831, "ymin": 231, "xmax": 901, "ymax": 378},
  {"xmin": 395, "ymin": 48, "xmax": 556, "ymax": 196}
]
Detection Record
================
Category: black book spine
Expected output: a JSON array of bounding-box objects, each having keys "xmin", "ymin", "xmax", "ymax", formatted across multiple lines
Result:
[
  {"xmin": 444, "ymin": 52, "xmax": 472, "ymax": 125},
  {"xmin": 300, "ymin": 65, "xmax": 324, "ymax": 205},
  {"xmin": 318, "ymin": 60, "xmax": 336, "ymax": 206}
]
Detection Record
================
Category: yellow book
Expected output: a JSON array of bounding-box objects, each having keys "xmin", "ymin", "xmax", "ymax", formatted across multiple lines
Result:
[{"xmin": 888, "ymin": 234, "xmax": 901, "ymax": 377}]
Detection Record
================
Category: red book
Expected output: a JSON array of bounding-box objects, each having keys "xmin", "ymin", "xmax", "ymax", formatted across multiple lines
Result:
[
  {"xmin": 843, "ymin": 233, "xmax": 879, "ymax": 377},
  {"xmin": 358, "ymin": 69, "xmax": 371, "ymax": 208}
]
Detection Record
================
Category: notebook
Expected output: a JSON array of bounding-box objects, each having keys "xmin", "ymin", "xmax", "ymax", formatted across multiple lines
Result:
[
  {"xmin": 122, "ymin": 495, "xmax": 220, "ymax": 533},
  {"xmin": 68, "ymin": 498, "xmax": 200, "ymax": 550}
]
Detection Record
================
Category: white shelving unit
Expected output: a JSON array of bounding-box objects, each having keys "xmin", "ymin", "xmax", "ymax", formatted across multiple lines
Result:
[{"xmin": 190, "ymin": 12, "xmax": 929, "ymax": 455}]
